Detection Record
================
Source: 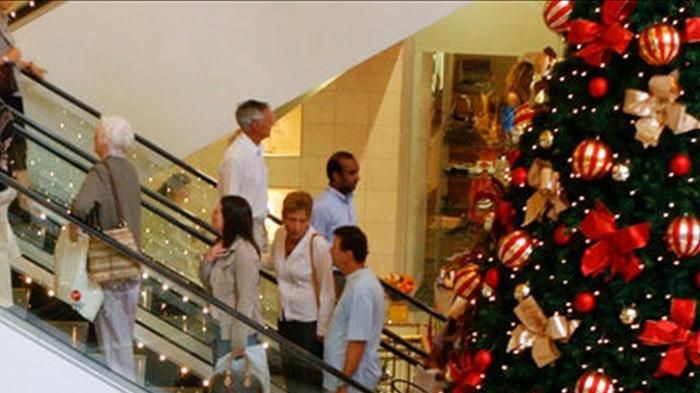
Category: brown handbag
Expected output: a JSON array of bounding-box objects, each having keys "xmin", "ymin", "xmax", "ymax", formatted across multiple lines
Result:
[{"xmin": 87, "ymin": 161, "xmax": 141, "ymax": 284}]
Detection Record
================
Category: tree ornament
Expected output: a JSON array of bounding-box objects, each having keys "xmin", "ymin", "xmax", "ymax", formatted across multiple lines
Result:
[
  {"xmin": 588, "ymin": 76, "xmax": 608, "ymax": 98},
  {"xmin": 523, "ymin": 159, "xmax": 569, "ymax": 226},
  {"xmin": 623, "ymin": 70, "xmax": 700, "ymax": 148},
  {"xmin": 575, "ymin": 371, "xmax": 614, "ymax": 393},
  {"xmin": 554, "ymin": 224, "xmax": 573, "ymax": 245},
  {"xmin": 572, "ymin": 139, "xmax": 613, "ymax": 180},
  {"xmin": 498, "ymin": 230, "xmax": 535, "ymax": 270},
  {"xmin": 514, "ymin": 282, "xmax": 531, "ymax": 301},
  {"xmin": 473, "ymin": 349, "xmax": 493, "ymax": 371},
  {"xmin": 611, "ymin": 163, "xmax": 630, "ymax": 182},
  {"xmin": 507, "ymin": 296, "xmax": 580, "ymax": 368},
  {"xmin": 638, "ymin": 298, "xmax": 700, "ymax": 377},
  {"xmin": 669, "ymin": 153, "xmax": 692, "ymax": 176},
  {"xmin": 579, "ymin": 202, "xmax": 650, "ymax": 282},
  {"xmin": 542, "ymin": 0, "xmax": 573, "ymax": 33},
  {"xmin": 511, "ymin": 167, "xmax": 528, "ymax": 187},
  {"xmin": 70, "ymin": 290, "xmax": 82, "ymax": 302},
  {"xmin": 505, "ymin": 148, "xmax": 521, "ymax": 167},
  {"xmin": 538, "ymin": 130, "xmax": 554, "ymax": 149},
  {"xmin": 567, "ymin": 0, "xmax": 636, "ymax": 66},
  {"xmin": 619, "ymin": 306, "xmax": 638, "ymax": 325},
  {"xmin": 483, "ymin": 267, "xmax": 500, "ymax": 290},
  {"xmin": 665, "ymin": 216, "xmax": 700, "ymax": 258},
  {"xmin": 447, "ymin": 264, "xmax": 482, "ymax": 319},
  {"xmin": 573, "ymin": 292, "xmax": 596, "ymax": 313},
  {"xmin": 638, "ymin": 24, "xmax": 681, "ymax": 66}
]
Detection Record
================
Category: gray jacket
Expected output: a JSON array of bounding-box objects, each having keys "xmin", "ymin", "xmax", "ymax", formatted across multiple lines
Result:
[
  {"xmin": 71, "ymin": 156, "xmax": 141, "ymax": 247},
  {"xmin": 200, "ymin": 238, "xmax": 263, "ymax": 349}
]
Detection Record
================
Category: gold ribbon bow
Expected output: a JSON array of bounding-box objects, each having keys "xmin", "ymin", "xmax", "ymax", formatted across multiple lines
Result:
[
  {"xmin": 623, "ymin": 70, "xmax": 700, "ymax": 148},
  {"xmin": 523, "ymin": 159, "xmax": 568, "ymax": 226},
  {"xmin": 507, "ymin": 296, "xmax": 580, "ymax": 368}
]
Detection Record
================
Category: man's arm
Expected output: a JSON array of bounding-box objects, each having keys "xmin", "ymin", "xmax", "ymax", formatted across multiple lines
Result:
[{"xmin": 337, "ymin": 340, "xmax": 367, "ymax": 393}]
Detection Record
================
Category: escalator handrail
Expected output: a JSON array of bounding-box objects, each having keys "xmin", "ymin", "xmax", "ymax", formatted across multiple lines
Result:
[
  {"xmin": 21, "ymin": 71, "xmax": 446, "ymax": 321},
  {"xmin": 11, "ymin": 121, "xmax": 215, "ymax": 247},
  {"xmin": 21, "ymin": 70, "xmax": 218, "ymax": 188},
  {"xmin": 0, "ymin": 172, "xmax": 376, "ymax": 393},
  {"xmin": 11, "ymin": 108, "xmax": 217, "ymax": 239}
]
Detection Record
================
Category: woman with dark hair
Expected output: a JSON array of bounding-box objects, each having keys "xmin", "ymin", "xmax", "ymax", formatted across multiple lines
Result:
[{"xmin": 200, "ymin": 195, "xmax": 263, "ymax": 361}]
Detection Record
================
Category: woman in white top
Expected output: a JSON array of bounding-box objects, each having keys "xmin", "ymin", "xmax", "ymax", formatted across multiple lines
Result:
[
  {"xmin": 265, "ymin": 191, "xmax": 335, "ymax": 391},
  {"xmin": 200, "ymin": 195, "xmax": 264, "ymax": 362}
]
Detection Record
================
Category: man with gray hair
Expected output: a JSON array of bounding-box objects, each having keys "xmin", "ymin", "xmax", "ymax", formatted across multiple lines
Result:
[{"xmin": 218, "ymin": 99, "xmax": 274, "ymax": 251}]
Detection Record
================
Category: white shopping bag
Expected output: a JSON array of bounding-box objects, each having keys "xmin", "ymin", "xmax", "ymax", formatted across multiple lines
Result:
[
  {"xmin": 53, "ymin": 225, "xmax": 103, "ymax": 321},
  {"xmin": 214, "ymin": 344, "xmax": 270, "ymax": 393},
  {"xmin": 0, "ymin": 188, "xmax": 20, "ymax": 308}
]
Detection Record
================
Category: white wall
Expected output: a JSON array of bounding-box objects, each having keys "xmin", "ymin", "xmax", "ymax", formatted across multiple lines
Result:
[
  {"xmin": 0, "ymin": 316, "xmax": 126, "ymax": 393},
  {"xmin": 14, "ymin": 1, "xmax": 466, "ymax": 156}
]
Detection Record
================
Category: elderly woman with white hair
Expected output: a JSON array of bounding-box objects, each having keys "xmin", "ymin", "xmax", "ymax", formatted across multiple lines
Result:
[{"xmin": 71, "ymin": 115, "xmax": 141, "ymax": 380}]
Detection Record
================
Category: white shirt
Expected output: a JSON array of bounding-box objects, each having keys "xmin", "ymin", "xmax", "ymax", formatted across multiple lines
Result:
[
  {"xmin": 218, "ymin": 132, "xmax": 269, "ymax": 220},
  {"xmin": 264, "ymin": 226, "xmax": 336, "ymax": 336}
]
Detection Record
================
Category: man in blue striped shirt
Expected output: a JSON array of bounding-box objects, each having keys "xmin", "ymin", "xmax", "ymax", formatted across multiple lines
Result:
[{"xmin": 312, "ymin": 151, "xmax": 359, "ymax": 242}]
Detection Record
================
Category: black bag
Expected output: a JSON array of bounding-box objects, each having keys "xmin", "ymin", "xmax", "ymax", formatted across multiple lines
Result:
[
  {"xmin": 210, "ymin": 353, "xmax": 264, "ymax": 393},
  {"xmin": 0, "ymin": 62, "xmax": 17, "ymax": 96}
]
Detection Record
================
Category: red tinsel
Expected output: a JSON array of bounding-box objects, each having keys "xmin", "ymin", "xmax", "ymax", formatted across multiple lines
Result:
[
  {"xmin": 447, "ymin": 350, "xmax": 490, "ymax": 393},
  {"xmin": 579, "ymin": 202, "xmax": 650, "ymax": 282},
  {"xmin": 567, "ymin": 0, "xmax": 637, "ymax": 66},
  {"xmin": 639, "ymin": 299, "xmax": 700, "ymax": 378}
]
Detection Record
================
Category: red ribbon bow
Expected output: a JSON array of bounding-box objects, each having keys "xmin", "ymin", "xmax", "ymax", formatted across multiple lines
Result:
[
  {"xmin": 567, "ymin": 0, "xmax": 637, "ymax": 66},
  {"xmin": 579, "ymin": 202, "xmax": 650, "ymax": 282},
  {"xmin": 447, "ymin": 351, "xmax": 489, "ymax": 393},
  {"xmin": 639, "ymin": 299, "xmax": 700, "ymax": 377}
]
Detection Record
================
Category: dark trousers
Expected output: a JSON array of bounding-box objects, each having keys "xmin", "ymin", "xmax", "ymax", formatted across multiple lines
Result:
[{"xmin": 277, "ymin": 319, "xmax": 323, "ymax": 392}]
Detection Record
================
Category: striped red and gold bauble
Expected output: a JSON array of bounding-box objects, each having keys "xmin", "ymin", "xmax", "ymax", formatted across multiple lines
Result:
[
  {"xmin": 575, "ymin": 371, "xmax": 614, "ymax": 393},
  {"xmin": 543, "ymin": 0, "xmax": 573, "ymax": 33},
  {"xmin": 497, "ymin": 230, "xmax": 534, "ymax": 270},
  {"xmin": 665, "ymin": 216, "xmax": 700, "ymax": 258},
  {"xmin": 572, "ymin": 139, "xmax": 613, "ymax": 180},
  {"xmin": 638, "ymin": 24, "xmax": 681, "ymax": 66}
]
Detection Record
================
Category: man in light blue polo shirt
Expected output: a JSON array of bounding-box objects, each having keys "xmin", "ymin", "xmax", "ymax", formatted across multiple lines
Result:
[
  {"xmin": 324, "ymin": 226, "xmax": 385, "ymax": 393},
  {"xmin": 312, "ymin": 151, "xmax": 359, "ymax": 242}
]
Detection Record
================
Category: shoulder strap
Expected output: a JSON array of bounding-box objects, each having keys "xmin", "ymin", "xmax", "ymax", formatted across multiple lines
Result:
[
  {"xmin": 102, "ymin": 160, "xmax": 127, "ymax": 227},
  {"xmin": 308, "ymin": 233, "xmax": 321, "ymax": 309}
]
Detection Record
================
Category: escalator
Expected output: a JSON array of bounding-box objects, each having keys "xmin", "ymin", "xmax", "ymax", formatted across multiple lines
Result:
[
  {"xmin": 2, "ymin": 168, "xmax": 376, "ymax": 393},
  {"xmin": 13, "ymin": 71, "xmax": 445, "ymax": 382}
]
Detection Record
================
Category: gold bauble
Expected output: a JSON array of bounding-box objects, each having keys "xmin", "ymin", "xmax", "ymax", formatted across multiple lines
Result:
[
  {"xmin": 611, "ymin": 163, "xmax": 631, "ymax": 182},
  {"xmin": 619, "ymin": 306, "xmax": 638, "ymax": 325},
  {"xmin": 514, "ymin": 282, "xmax": 531, "ymax": 301},
  {"xmin": 538, "ymin": 130, "xmax": 554, "ymax": 149}
]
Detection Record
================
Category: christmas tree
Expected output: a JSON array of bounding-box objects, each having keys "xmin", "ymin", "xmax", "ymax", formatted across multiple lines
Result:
[{"xmin": 452, "ymin": 1, "xmax": 700, "ymax": 393}]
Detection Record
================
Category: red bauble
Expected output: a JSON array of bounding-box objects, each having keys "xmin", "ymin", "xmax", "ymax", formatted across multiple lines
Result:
[
  {"xmin": 665, "ymin": 216, "xmax": 700, "ymax": 258},
  {"xmin": 638, "ymin": 24, "xmax": 681, "ymax": 66},
  {"xmin": 483, "ymin": 267, "xmax": 500, "ymax": 290},
  {"xmin": 473, "ymin": 349, "xmax": 493, "ymax": 372},
  {"xmin": 497, "ymin": 230, "xmax": 534, "ymax": 270},
  {"xmin": 464, "ymin": 370, "xmax": 483, "ymax": 387},
  {"xmin": 669, "ymin": 153, "xmax": 692, "ymax": 176},
  {"xmin": 588, "ymin": 77, "xmax": 608, "ymax": 98},
  {"xmin": 553, "ymin": 225, "xmax": 573, "ymax": 245},
  {"xmin": 572, "ymin": 139, "xmax": 613, "ymax": 180},
  {"xmin": 70, "ymin": 289, "xmax": 82, "ymax": 302},
  {"xmin": 542, "ymin": 0, "xmax": 573, "ymax": 33},
  {"xmin": 574, "ymin": 292, "xmax": 596, "ymax": 313},
  {"xmin": 511, "ymin": 167, "xmax": 528, "ymax": 187}
]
